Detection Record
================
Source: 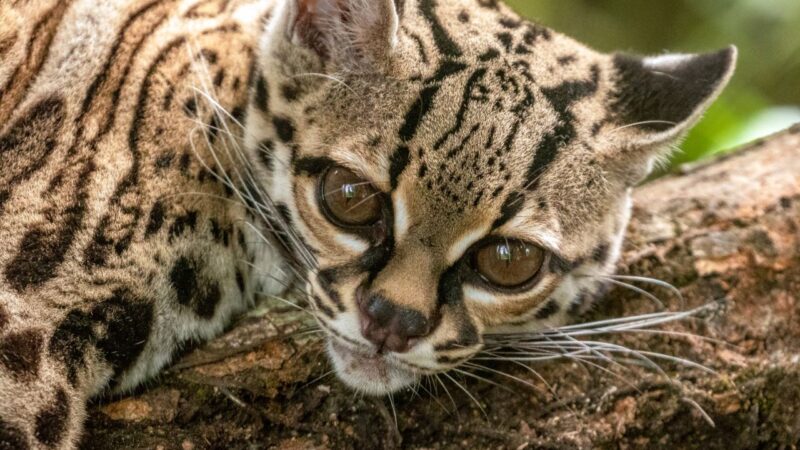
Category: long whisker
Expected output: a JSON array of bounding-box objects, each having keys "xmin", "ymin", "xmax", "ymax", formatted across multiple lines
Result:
[{"xmin": 442, "ymin": 372, "xmax": 487, "ymax": 419}]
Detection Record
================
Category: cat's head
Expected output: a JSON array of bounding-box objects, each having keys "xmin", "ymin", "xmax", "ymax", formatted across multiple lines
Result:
[{"xmin": 244, "ymin": 0, "xmax": 735, "ymax": 394}]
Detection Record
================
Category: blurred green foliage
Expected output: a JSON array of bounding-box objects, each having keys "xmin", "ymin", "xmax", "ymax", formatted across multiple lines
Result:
[{"xmin": 506, "ymin": 0, "xmax": 800, "ymax": 166}]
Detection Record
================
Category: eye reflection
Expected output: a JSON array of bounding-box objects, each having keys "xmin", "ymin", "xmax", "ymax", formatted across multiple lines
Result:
[
  {"xmin": 475, "ymin": 239, "xmax": 545, "ymax": 288},
  {"xmin": 320, "ymin": 167, "xmax": 382, "ymax": 227}
]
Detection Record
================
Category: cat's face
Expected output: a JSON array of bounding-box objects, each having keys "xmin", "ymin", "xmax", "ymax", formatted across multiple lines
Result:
[{"xmin": 245, "ymin": 0, "xmax": 735, "ymax": 394}]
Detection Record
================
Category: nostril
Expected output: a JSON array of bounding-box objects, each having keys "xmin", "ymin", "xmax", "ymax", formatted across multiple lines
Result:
[{"xmin": 365, "ymin": 295, "xmax": 395, "ymax": 326}]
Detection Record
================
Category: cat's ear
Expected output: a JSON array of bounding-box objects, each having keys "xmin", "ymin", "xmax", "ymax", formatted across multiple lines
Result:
[
  {"xmin": 271, "ymin": 0, "xmax": 400, "ymax": 71},
  {"xmin": 602, "ymin": 46, "xmax": 737, "ymax": 180}
]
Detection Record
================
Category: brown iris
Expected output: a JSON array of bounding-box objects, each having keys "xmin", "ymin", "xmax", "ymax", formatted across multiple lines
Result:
[
  {"xmin": 320, "ymin": 167, "xmax": 382, "ymax": 227},
  {"xmin": 474, "ymin": 240, "xmax": 545, "ymax": 288}
]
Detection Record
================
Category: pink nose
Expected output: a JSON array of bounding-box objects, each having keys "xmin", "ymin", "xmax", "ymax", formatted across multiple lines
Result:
[{"xmin": 357, "ymin": 293, "xmax": 431, "ymax": 353}]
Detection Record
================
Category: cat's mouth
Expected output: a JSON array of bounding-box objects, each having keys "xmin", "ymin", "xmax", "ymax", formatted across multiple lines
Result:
[{"xmin": 326, "ymin": 337, "xmax": 420, "ymax": 395}]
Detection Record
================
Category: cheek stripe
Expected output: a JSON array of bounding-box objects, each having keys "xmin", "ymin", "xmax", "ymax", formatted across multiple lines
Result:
[{"xmin": 317, "ymin": 269, "xmax": 345, "ymax": 312}]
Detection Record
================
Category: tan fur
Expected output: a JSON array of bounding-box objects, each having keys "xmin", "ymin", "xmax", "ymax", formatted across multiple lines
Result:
[{"xmin": 0, "ymin": 0, "xmax": 734, "ymax": 447}]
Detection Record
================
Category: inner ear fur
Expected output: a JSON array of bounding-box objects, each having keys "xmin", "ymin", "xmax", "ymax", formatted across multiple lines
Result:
[
  {"xmin": 600, "ymin": 46, "xmax": 737, "ymax": 184},
  {"xmin": 287, "ymin": 0, "xmax": 400, "ymax": 71}
]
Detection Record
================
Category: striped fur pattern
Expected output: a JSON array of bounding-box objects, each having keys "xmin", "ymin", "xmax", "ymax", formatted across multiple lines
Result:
[{"xmin": 0, "ymin": 0, "xmax": 734, "ymax": 447}]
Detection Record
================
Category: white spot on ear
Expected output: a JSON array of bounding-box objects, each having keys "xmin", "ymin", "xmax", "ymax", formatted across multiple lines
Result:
[
  {"xmin": 463, "ymin": 286, "xmax": 498, "ymax": 305},
  {"xmin": 393, "ymin": 192, "xmax": 409, "ymax": 241},
  {"xmin": 447, "ymin": 227, "xmax": 488, "ymax": 264},
  {"xmin": 643, "ymin": 53, "xmax": 694, "ymax": 71}
]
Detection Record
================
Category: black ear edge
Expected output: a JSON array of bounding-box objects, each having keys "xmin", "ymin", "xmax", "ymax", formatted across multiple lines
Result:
[{"xmin": 609, "ymin": 45, "xmax": 737, "ymax": 136}]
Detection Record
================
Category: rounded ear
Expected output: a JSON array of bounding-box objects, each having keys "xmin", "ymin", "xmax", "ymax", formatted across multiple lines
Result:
[
  {"xmin": 602, "ymin": 46, "xmax": 737, "ymax": 182},
  {"xmin": 269, "ymin": 0, "xmax": 400, "ymax": 72}
]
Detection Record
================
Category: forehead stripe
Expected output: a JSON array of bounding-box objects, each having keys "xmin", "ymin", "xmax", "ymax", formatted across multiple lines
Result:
[
  {"xmin": 419, "ymin": 0, "xmax": 463, "ymax": 57},
  {"xmin": 293, "ymin": 156, "xmax": 334, "ymax": 176},
  {"xmin": 525, "ymin": 66, "xmax": 600, "ymax": 190},
  {"xmin": 491, "ymin": 191, "xmax": 524, "ymax": 229},
  {"xmin": 399, "ymin": 61, "xmax": 467, "ymax": 142},
  {"xmin": 389, "ymin": 146, "xmax": 410, "ymax": 190}
]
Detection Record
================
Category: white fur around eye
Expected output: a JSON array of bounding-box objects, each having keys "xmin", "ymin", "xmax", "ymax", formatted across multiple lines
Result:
[
  {"xmin": 334, "ymin": 233, "xmax": 369, "ymax": 253},
  {"xmin": 447, "ymin": 227, "xmax": 488, "ymax": 265},
  {"xmin": 393, "ymin": 192, "xmax": 409, "ymax": 241},
  {"xmin": 463, "ymin": 285, "xmax": 499, "ymax": 305}
]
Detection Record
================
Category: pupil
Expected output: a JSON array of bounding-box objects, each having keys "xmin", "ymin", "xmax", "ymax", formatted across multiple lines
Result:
[
  {"xmin": 342, "ymin": 183, "xmax": 357, "ymax": 200},
  {"xmin": 496, "ymin": 244, "xmax": 512, "ymax": 262}
]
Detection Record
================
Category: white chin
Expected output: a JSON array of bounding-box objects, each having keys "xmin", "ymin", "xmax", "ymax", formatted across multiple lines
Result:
[{"xmin": 326, "ymin": 338, "xmax": 418, "ymax": 395}]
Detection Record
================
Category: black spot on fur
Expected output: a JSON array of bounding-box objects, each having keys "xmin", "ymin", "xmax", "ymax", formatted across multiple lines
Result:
[
  {"xmin": 281, "ymin": 83, "xmax": 301, "ymax": 102},
  {"xmin": 492, "ymin": 192, "xmax": 523, "ymax": 229},
  {"xmin": 418, "ymin": 162, "xmax": 428, "ymax": 178},
  {"xmin": 179, "ymin": 152, "xmax": 191, "ymax": 173},
  {"xmin": 49, "ymin": 290, "xmax": 153, "ymax": 386},
  {"xmin": 272, "ymin": 116, "xmax": 295, "ymax": 143},
  {"xmin": 592, "ymin": 243, "xmax": 610, "ymax": 263},
  {"xmin": 479, "ymin": 48, "xmax": 500, "ymax": 61},
  {"xmin": 34, "ymin": 388, "xmax": 70, "ymax": 446},
  {"xmin": 495, "ymin": 32, "xmax": 513, "ymax": 51},
  {"xmin": 257, "ymin": 139, "xmax": 274, "ymax": 171},
  {"xmin": 0, "ymin": 305, "xmax": 7, "ymax": 331},
  {"xmin": 49, "ymin": 310, "xmax": 93, "ymax": 386},
  {"xmin": 0, "ymin": 329, "xmax": 43, "ymax": 380},
  {"xmin": 169, "ymin": 210, "xmax": 198, "ymax": 239},
  {"xmin": 437, "ymin": 265, "xmax": 463, "ymax": 306},
  {"xmin": 458, "ymin": 10, "xmax": 469, "ymax": 22},
  {"xmin": 558, "ymin": 55, "xmax": 577, "ymax": 66},
  {"xmin": 0, "ymin": 419, "xmax": 29, "ymax": 450},
  {"xmin": 213, "ymin": 69, "xmax": 226, "ymax": 87},
  {"xmin": 155, "ymin": 151, "xmax": 174, "ymax": 169},
  {"xmin": 0, "ymin": 97, "xmax": 65, "ymax": 213},
  {"xmin": 523, "ymin": 24, "xmax": 551, "ymax": 44},
  {"xmin": 499, "ymin": 17, "xmax": 522, "ymax": 28},
  {"xmin": 183, "ymin": 98, "xmax": 197, "ymax": 116},
  {"xmin": 255, "ymin": 74, "xmax": 269, "ymax": 111},
  {"xmin": 232, "ymin": 105, "xmax": 247, "ymax": 124},
  {"xmin": 389, "ymin": 146, "xmax": 410, "ymax": 190},
  {"xmin": 212, "ymin": 220, "xmax": 230, "ymax": 246},
  {"xmin": 293, "ymin": 156, "xmax": 334, "ymax": 177},
  {"xmin": 145, "ymin": 201, "xmax": 166, "ymax": 237},
  {"xmin": 170, "ymin": 257, "xmax": 220, "ymax": 319},
  {"xmin": 568, "ymin": 292, "xmax": 586, "ymax": 317},
  {"xmin": 235, "ymin": 270, "xmax": 245, "ymax": 293},
  {"xmin": 535, "ymin": 299, "xmax": 560, "ymax": 320},
  {"xmin": 5, "ymin": 161, "xmax": 95, "ymax": 291}
]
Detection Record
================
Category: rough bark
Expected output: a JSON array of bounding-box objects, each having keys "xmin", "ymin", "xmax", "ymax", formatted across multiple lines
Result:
[{"xmin": 82, "ymin": 126, "xmax": 800, "ymax": 450}]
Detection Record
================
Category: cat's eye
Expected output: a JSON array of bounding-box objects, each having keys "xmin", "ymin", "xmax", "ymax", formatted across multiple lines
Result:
[
  {"xmin": 320, "ymin": 167, "xmax": 382, "ymax": 227},
  {"xmin": 473, "ymin": 240, "xmax": 545, "ymax": 288}
]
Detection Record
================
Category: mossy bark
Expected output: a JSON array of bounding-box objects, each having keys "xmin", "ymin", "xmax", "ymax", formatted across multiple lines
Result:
[{"xmin": 82, "ymin": 126, "xmax": 800, "ymax": 449}]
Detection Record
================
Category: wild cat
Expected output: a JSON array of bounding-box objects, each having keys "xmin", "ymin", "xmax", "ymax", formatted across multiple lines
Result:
[{"xmin": 0, "ymin": 0, "xmax": 734, "ymax": 448}]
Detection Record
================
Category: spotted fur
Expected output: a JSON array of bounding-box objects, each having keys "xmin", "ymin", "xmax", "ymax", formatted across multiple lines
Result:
[{"xmin": 0, "ymin": 0, "xmax": 734, "ymax": 447}]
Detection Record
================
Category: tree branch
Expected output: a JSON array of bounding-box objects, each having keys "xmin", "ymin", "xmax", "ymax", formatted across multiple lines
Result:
[{"xmin": 83, "ymin": 125, "xmax": 800, "ymax": 449}]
